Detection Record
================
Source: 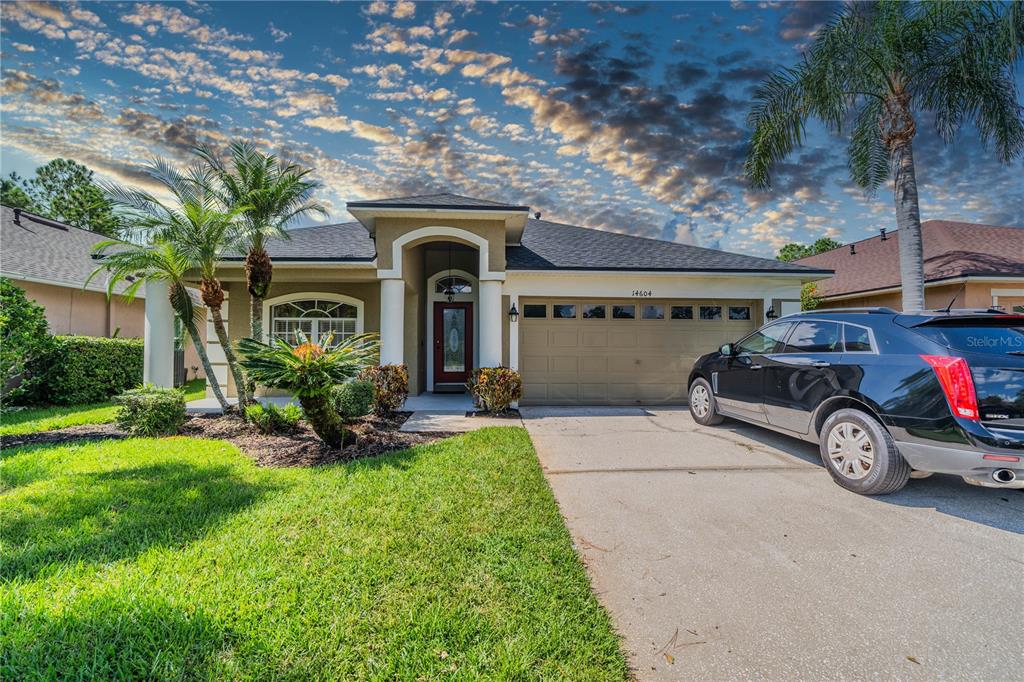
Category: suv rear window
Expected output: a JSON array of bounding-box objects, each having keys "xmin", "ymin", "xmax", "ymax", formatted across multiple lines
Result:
[
  {"xmin": 781, "ymin": 321, "xmax": 841, "ymax": 353},
  {"xmin": 914, "ymin": 323, "xmax": 1024, "ymax": 356}
]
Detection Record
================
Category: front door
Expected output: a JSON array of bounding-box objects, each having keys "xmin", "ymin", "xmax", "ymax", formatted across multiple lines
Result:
[{"xmin": 434, "ymin": 301, "xmax": 473, "ymax": 385}]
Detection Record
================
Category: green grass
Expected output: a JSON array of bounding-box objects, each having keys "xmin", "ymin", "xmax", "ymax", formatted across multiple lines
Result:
[
  {"xmin": 0, "ymin": 428, "xmax": 627, "ymax": 680},
  {"xmin": 0, "ymin": 379, "xmax": 206, "ymax": 436}
]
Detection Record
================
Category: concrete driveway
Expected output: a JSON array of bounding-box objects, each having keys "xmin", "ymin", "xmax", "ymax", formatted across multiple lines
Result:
[{"xmin": 521, "ymin": 407, "xmax": 1024, "ymax": 680}]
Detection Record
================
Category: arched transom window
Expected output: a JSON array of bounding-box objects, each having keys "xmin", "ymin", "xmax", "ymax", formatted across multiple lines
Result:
[
  {"xmin": 434, "ymin": 276, "xmax": 473, "ymax": 295},
  {"xmin": 270, "ymin": 298, "xmax": 358, "ymax": 346}
]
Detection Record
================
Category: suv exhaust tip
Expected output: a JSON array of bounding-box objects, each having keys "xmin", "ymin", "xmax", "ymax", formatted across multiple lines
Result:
[
  {"xmin": 962, "ymin": 469, "xmax": 1024, "ymax": 489},
  {"xmin": 992, "ymin": 468, "xmax": 1016, "ymax": 484}
]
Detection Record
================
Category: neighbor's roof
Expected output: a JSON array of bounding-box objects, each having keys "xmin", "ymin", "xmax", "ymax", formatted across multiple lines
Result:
[
  {"xmin": 248, "ymin": 213, "xmax": 829, "ymax": 275},
  {"xmin": 0, "ymin": 204, "xmax": 142, "ymax": 297},
  {"xmin": 347, "ymin": 192, "xmax": 529, "ymax": 212},
  {"xmin": 795, "ymin": 220, "xmax": 1024, "ymax": 298}
]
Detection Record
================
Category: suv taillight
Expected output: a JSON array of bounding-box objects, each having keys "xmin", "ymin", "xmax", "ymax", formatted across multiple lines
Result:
[{"xmin": 920, "ymin": 355, "xmax": 979, "ymax": 420}]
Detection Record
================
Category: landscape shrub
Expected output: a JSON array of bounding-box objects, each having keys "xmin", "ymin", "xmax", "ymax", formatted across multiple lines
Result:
[
  {"xmin": 331, "ymin": 380, "xmax": 374, "ymax": 422},
  {"xmin": 467, "ymin": 367, "xmax": 523, "ymax": 414},
  {"xmin": 245, "ymin": 402, "xmax": 303, "ymax": 435},
  {"xmin": 358, "ymin": 364, "xmax": 409, "ymax": 416},
  {"xmin": 115, "ymin": 385, "xmax": 186, "ymax": 437},
  {"xmin": 36, "ymin": 336, "xmax": 144, "ymax": 405},
  {"xmin": 0, "ymin": 277, "xmax": 54, "ymax": 405}
]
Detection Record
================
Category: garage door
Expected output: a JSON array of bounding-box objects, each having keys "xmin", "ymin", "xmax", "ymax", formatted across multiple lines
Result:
[{"xmin": 519, "ymin": 297, "xmax": 760, "ymax": 405}]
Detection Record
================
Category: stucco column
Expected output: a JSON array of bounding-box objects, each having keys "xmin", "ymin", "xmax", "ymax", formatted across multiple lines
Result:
[
  {"xmin": 144, "ymin": 279, "xmax": 175, "ymax": 387},
  {"xmin": 507, "ymin": 293, "xmax": 519, "ymax": 371},
  {"xmin": 478, "ymin": 279, "xmax": 502, "ymax": 367},
  {"xmin": 380, "ymin": 278, "xmax": 405, "ymax": 365}
]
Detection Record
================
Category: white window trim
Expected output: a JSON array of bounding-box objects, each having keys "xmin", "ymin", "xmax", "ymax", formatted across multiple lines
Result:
[
  {"xmin": 426, "ymin": 269, "xmax": 479, "ymax": 391},
  {"xmin": 262, "ymin": 292, "xmax": 364, "ymax": 344}
]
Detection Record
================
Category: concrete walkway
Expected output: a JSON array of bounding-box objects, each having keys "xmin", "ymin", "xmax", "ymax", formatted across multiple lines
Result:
[{"xmin": 521, "ymin": 406, "xmax": 1024, "ymax": 681}]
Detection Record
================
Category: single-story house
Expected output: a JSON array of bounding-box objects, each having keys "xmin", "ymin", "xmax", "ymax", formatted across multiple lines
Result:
[
  {"xmin": 143, "ymin": 193, "xmax": 829, "ymax": 405},
  {"xmin": 795, "ymin": 220, "xmax": 1024, "ymax": 312},
  {"xmin": 1, "ymin": 204, "xmax": 206, "ymax": 381}
]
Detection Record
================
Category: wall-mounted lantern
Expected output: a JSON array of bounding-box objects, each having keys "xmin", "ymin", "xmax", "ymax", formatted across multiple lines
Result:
[
  {"xmin": 508, "ymin": 303, "xmax": 519, "ymax": 323},
  {"xmin": 766, "ymin": 306, "xmax": 778, "ymax": 320}
]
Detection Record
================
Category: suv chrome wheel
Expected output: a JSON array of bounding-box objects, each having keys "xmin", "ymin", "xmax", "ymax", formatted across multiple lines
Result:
[
  {"xmin": 690, "ymin": 384, "xmax": 711, "ymax": 418},
  {"xmin": 826, "ymin": 422, "xmax": 874, "ymax": 480}
]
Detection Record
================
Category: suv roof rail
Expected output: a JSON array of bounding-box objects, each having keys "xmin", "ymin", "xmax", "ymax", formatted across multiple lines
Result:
[{"xmin": 799, "ymin": 307, "xmax": 899, "ymax": 315}]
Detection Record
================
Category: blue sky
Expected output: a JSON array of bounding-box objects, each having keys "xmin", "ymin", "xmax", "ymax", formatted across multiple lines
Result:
[{"xmin": 1, "ymin": 1, "xmax": 1021, "ymax": 257}]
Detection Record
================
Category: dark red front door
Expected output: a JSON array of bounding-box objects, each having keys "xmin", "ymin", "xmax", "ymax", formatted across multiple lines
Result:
[{"xmin": 434, "ymin": 301, "xmax": 473, "ymax": 384}]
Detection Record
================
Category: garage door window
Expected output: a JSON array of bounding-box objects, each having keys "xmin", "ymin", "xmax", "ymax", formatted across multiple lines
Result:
[
  {"xmin": 671, "ymin": 305, "xmax": 693, "ymax": 320},
  {"xmin": 523, "ymin": 304, "xmax": 546, "ymax": 319},
  {"xmin": 642, "ymin": 304, "xmax": 664, "ymax": 320},
  {"xmin": 728, "ymin": 306, "xmax": 751, "ymax": 321},
  {"xmin": 582, "ymin": 304, "xmax": 606, "ymax": 319},
  {"xmin": 612, "ymin": 305, "xmax": 636, "ymax": 319},
  {"xmin": 553, "ymin": 304, "xmax": 577, "ymax": 319},
  {"xmin": 700, "ymin": 305, "xmax": 722, "ymax": 320}
]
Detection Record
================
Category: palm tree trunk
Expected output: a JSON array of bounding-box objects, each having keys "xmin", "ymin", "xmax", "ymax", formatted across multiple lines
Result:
[
  {"xmin": 892, "ymin": 140, "xmax": 926, "ymax": 311},
  {"xmin": 250, "ymin": 294, "xmax": 264, "ymax": 342},
  {"xmin": 297, "ymin": 393, "xmax": 346, "ymax": 449},
  {"xmin": 209, "ymin": 304, "xmax": 249, "ymax": 406},
  {"xmin": 185, "ymin": 325, "xmax": 231, "ymax": 412}
]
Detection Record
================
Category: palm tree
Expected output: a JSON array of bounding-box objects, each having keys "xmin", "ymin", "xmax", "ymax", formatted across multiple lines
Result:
[
  {"xmin": 195, "ymin": 141, "xmax": 326, "ymax": 342},
  {"xmin": 88, "ymin": 240, "xmax": 232, "ymax": 412},
  {"xmin": 746, "ymin": 1, "xmax": 1023, "ymax": 311},
  {"xmin": 237, "ymin": 332, "xmax": 379, "ymax": 448},
  {"xmin": 103, "ymin": 159, "xmax": 252, "ymax": 404}
]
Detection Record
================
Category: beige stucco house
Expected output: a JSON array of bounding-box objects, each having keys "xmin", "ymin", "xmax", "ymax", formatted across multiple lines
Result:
[
  {"xmin": 143, "ymin": 194, "xmax": 828, "ymax": 405},
  {"xmin": 1, "ymin": 204, "xmax": 206, "ymax": 382},
  {"xmin": 795, "ymin": 220, "xmax": 1024, "ymax": 313}
]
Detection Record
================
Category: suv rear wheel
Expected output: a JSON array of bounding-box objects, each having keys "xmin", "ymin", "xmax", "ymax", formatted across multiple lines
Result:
[
  {"xmin": 819, "ymin": 408, "xmax": 910, "ymax": 495},
  {"xmin": 689, "ymin": 378, "xmax": 723, "ymax": 425}
]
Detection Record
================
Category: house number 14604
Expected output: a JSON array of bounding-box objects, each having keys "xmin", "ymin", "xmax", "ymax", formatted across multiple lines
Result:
[{"xmin": 632, "ymin": 290, "xmax": 653, "ymax": 297}]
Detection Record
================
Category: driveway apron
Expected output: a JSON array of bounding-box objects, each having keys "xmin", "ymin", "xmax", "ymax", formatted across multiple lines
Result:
[{"xmin": 522, "ymin": 406, "xmax": 1024, "ymax": 681}]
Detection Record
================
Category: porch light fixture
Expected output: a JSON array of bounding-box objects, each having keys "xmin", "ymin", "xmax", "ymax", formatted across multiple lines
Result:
[
  {"xmin": 509, "ymin": 303, "xmax": 519, "ymax": 322},
  {"xmin": 765, "ymin": 306, "xmax": 778, "ymax": 320}
]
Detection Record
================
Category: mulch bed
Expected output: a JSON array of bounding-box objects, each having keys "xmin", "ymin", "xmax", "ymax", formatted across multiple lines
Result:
[
  {"xmin": 2, "ymin": 412, "xmax": 455, "ymax": 468},
  {"xmin": 464, "ymin": 409, "xmax": 522, "ymax": 419}
]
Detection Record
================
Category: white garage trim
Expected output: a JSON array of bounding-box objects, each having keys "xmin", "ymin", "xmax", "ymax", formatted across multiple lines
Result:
[{"xmin": 504, "ymin": 271, "xmax": 803, "ymax": 373}]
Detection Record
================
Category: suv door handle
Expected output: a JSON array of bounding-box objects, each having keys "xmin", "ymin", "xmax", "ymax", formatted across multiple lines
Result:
[
  {"xmin": 811, "ymin": 360, "xmax": 830, "ymax": 367},
  {"xmin": 749, "ymin": 364, "xmax": 763, "ymax": 370}
]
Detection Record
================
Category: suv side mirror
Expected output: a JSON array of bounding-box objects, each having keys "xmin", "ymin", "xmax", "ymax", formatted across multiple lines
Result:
[{"xmin": 719, "ymin": 343, "xmax": 734, "ymax": 356}]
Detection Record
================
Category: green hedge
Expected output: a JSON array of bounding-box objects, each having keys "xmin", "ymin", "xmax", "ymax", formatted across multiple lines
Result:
[{"xmin": 40, "ymin": 336, "xmax": 144, "ymax": 405}]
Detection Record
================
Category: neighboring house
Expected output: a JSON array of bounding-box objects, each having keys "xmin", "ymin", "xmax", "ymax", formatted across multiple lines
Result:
[
  {"xmin": 1, "ymin": 204, "xmax": 206, "ymax": 381},
  {"xmin": 143, "ymin": 193, "xmax": 827, "ymax": 405},
  {"xmin": 795, "ymin": 220, "xmax": 1024, "ymax": 313}
]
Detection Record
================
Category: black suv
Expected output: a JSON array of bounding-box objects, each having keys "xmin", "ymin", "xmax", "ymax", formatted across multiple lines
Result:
[{"xmin": 687, "ymin": 308, "xmax": 1024, "ymax": 495}]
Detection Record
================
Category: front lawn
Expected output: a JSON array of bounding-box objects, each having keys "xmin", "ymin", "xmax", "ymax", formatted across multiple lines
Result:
[
  {"xmin": 0, "ymin": 428, "xmax": 627, "ymax": 680},
  {"xmin": 0, "ymin": 379, "xmax": 206, "ymax": 436}
]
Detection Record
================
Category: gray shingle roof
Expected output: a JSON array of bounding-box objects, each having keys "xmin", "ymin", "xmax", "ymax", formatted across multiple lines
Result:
[
  {"xmin": 348, "ymin": 192, "xmax": 529, "ymax": 211},
  {"xmin": 0, "ymin": 204, "xmax": 142, "ymax": 296},
  {"xmin": 224, "ymin": 221, "xmax": 376, "ymax": 261},
  {"xmin": 237, "ymin": 215, "xmax": 828, "ymax": 274},
  {"xmin": 508, "ymin": 219, "xmax": 830, "ymax": 274}
]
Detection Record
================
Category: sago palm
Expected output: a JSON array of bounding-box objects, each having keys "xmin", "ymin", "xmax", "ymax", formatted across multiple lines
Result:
[
  {"xmin": 104, "ymin": 159, "xmax": 252, "ymax": 404},
  {"xmin": 88, "ymin": 240, "xmax": 232, "ymax": 412},
  {"xmin": 195, "ymin": 141, "xmax": 326, "ymax": 341},
  {"xmin": 746, "ymin": 1, "xmax": 1024, "ymax": 311},
  {"xmin": 237, "ymin": 332, "xmax": 379, "ymax": 448}
]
